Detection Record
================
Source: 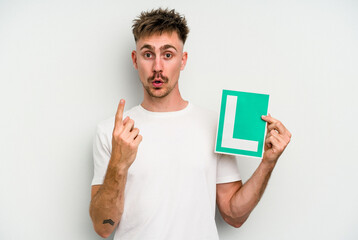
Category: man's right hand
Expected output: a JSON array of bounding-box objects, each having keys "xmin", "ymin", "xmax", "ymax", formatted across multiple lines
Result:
[
  {"xmin": 111, "ymin": 99, "xmax": 142, "ymax": 169},
  {"xmin": 90, "ymin": 99, "xmax": 141, "ymax": 238}
]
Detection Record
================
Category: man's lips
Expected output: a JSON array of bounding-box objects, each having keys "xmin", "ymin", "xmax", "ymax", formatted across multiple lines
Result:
[
  {"xmin": 148, "ymin": 73, "xmax": 168, "ymax": 88},
  {"xmin": 152, "ymin": 79, "xmax": 164, "ymax": 88}
]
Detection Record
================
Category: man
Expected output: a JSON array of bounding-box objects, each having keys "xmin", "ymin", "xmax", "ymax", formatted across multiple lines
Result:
[{"xmin": 90, "ymin": 8, "xmax": 291, "ymax": 240}]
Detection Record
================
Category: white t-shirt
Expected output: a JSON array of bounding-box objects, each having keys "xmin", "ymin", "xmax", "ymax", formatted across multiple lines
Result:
[{"xmin": 92, "ymin": 102, "xmax": 241, "ymax": 240}]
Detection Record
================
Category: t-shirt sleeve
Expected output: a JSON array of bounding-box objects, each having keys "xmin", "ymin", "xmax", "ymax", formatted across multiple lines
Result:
[
  {"xmin": 91, "ymin": 124, "xmax": 111, "ymax": 185},
  {"xmin": 216, "ymin": 153, "xmax": 241, "ymax": 184}
]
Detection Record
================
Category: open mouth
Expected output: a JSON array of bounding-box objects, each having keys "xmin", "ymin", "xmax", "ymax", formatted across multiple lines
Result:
[
  {"xmin": 152, "ymin": 79, "xmax": 164, "ymax": 88},
  {"xmin": 148, "ymin": 73, "xmax": 168, "ymax": 88}
]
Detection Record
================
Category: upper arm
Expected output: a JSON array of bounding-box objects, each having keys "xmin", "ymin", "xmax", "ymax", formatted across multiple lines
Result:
[{"xmin": 216, "ymin": 181, "xmax": 243, "ymax": 227}]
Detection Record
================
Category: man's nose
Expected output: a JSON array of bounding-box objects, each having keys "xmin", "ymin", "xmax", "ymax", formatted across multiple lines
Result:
[{"xmin": 153, "ymin": 56, "xmax": 163, "ymax": 72}]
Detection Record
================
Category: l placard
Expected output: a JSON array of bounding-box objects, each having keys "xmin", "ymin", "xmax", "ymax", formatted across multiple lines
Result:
[{"xmin": 215, "ymin": 90, "xmax": 270, "ymax": 158}]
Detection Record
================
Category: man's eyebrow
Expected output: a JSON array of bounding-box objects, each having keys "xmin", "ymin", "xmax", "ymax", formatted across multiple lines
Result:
[
  {"xmin": 140, "ymin": 44, "xmax": 154, "ymax": 51},
  {"xmin": 160, "ymin": 44, "xmax": 177, "ymax": 51},
  {"xmin": 140, "ymin": 44, "xmax": 177, "ymax": 52}
]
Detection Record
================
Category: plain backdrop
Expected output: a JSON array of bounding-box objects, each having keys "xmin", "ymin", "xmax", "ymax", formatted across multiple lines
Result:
[{"xmin": 0, "ymin": 0, "xmax": 357, "ymax": 239}]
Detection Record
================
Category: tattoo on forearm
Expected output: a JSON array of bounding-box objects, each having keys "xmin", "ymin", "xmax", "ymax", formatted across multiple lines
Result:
[{"xmin": 103, "ymin": 219, "xmax": 115, "ymax": 225}]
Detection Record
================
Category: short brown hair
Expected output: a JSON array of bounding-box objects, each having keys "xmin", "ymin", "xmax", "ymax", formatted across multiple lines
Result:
[{"xmin": 132, "ymin": 8, "xmax": 189, "ymax": 44}]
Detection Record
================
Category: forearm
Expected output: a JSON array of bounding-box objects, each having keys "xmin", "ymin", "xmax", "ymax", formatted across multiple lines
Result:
[
  {"xmin": 230, "ymin": 160, "xmax": 276, "ymax": 223},
  {"xmin": 90, "ymin": 160, "xmax": 128, "ymax": 238},
  {"xmin": 221, "ymin": 115, "xmax": 290, "ymax": 227}
]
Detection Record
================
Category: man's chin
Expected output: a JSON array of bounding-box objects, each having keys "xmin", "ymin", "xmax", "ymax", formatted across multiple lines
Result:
[{"xmin": 147, "ymin": 88, "xmax": 170, "ymax": 98}]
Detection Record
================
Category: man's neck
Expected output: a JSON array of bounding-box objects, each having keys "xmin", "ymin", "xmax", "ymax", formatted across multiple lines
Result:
[{"xmin": 141, "ymin": 90, "xmax": 188, "ymax": 112}]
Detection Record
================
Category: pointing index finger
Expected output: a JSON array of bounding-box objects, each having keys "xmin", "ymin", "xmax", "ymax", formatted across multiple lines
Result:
[{"xmin": 114, "ymin": 99, "xmax": 125, "ymax": 128}]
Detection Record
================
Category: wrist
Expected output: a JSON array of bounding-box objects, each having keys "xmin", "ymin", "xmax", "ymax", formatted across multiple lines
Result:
[
  {"xmin": 116, "ymin": 162, "xmax": 130, "ymax": 174},
  {"xmin": 261, "ymin": 158, "xmax": 277, "ymax": 171},
  {"xmin": 108, "ymin": 155, "xmax": 129, "ymax": 173},
  {"xmin": 110, "ymin": 161, "xmax": 130, "ymax": 174},
  {"xmin": 109, "ymin": 152, "xmax": 131, "ymax": 169}
]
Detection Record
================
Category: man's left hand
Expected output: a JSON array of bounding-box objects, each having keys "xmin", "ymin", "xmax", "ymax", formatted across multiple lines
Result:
[{"xmin": 261, "ymin": 114, "xmax": 291, "ymax": 165}]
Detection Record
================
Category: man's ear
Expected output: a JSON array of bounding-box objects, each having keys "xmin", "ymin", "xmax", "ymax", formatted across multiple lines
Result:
[
  {"xmin": 180, "ymin": 52, "xmax": 188, "ymax": 71},
  {"xmin": 131, "ymin": 50, "xmax": 138, "ymax": 69}
]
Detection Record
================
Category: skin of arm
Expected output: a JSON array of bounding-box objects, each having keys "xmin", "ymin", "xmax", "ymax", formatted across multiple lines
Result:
[
  {"xmin": 89, "ymin": 99, "xmax": 142, "ymax": 238},
  {"xmin": 216, "ymin": 114, "xmax": 291, "ymax": 228}
]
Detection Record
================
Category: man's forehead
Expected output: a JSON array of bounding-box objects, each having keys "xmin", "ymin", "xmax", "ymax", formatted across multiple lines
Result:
[{"xmin": 136, "ymin": 31, "xmax": 183, "ymax": 51}]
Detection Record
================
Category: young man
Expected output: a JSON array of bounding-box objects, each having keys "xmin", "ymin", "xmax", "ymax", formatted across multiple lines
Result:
[{"xmin": 90, "ymin": 8, "xmax": 291, "ymax": 240}]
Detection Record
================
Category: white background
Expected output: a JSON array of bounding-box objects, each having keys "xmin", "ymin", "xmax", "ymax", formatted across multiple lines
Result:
[{"xmin": 1, "ymin": 0, "xmax": 357, "ymax": 239}]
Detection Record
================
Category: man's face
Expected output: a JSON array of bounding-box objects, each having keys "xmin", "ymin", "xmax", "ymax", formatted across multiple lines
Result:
[{"xmin": 131, "ymin": 31, "xmax": 188, "ymax": 99}]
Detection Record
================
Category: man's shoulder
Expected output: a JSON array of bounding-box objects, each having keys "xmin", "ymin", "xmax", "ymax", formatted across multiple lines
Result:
[
  {"xmin": 189, "ymin": 103, "xmax": 219, "ymax": 128},
  {"xmin": 96, "ymin": 116, "xmax": 114, "ymax": 134},
  {"xmin": 190, "ymin": 103, "xmax": 217, "ymax": 119}
]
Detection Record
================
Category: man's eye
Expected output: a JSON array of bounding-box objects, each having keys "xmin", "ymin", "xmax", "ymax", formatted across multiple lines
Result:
[
  {"xmin": 144, "ymin": 53, "xmax": 152, "ymax": 58},
  {"xmin": 165, "ymin": 53, "xmax": 172, "ymax": 58}
]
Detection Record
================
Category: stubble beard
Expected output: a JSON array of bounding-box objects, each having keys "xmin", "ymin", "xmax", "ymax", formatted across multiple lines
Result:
[{"xmin": 143, "ymin": 72, "xmax": 175, "ymax": 98}]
